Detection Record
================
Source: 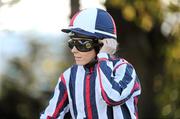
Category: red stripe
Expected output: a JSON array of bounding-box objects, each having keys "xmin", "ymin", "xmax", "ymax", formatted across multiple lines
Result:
[
  {"xmin": 98, "ymin": 58, "xmax": 108, "ymax": 61},
  {"xmin": 113, "ymin": 62, "xmax": 128, "ymax": 72},
  {"xmin": 97, "ymin": 63, "xmax": 127, "ymax": 106},
  {"xmin": 97, "ymin": 63, "xmax": 111, "ymax": 105},
  {"xmin": 131, "ymin": 82, "xmax": 140, "ymax": 93},
  {"xmin": 52, "ymin": 91, "xmax": 68, "ymax": 118},
  {"xmin": 98, "ymin": 63, "xmax": 140, "ymax": 107},
  {"xmin": 60, "ymin": 74, "xmax": 66, "ymax": 85},
  {"xmin": 69, "ymin": 11, "xmax": 81, "ymax": 26},
  {"xmin": 47, "ymin": 116, "xmax": 51, "ymax": 119},
  {"xmin": 134, "ymin": 96, "xmax": 139, "ymax": 119},
  {"xmin": 52, "ymin": 74, "xmax": 67, "ymax": 118},
  {"xmin": 85, "ymin": 69, "xmax": 93, "ymax": 119}
]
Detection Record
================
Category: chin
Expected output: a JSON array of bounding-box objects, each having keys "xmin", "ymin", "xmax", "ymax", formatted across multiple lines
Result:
[{"xmin": 76, "ymin": 62, "xmax": 85, "ymax": 65}]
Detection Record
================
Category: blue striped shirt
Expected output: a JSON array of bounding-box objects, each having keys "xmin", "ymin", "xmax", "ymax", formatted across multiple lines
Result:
[{"xmin": 40, "ymin": 53, "xmax": 141, "ymax": 119}]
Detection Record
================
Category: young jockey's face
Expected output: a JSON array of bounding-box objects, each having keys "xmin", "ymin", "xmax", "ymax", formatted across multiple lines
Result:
[{"xmin": 71, "ymin": 44, "xmax": 96, "ymax": 65}]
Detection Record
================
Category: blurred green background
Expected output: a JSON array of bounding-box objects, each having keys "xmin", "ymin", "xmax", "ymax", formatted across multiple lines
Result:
[{"xmin": 0, "ymin": 0, "xmax": 180, "ymax": 119}]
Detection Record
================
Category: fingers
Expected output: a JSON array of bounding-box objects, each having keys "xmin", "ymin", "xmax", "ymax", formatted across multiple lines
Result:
[{"xmin": 99, "ymin": 38, "xmax": 118, "ymax": 55}]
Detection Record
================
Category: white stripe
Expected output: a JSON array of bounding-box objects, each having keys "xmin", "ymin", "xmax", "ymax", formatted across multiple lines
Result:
[
  {"xmin": 113, "ymin": 106, "xmax": 124, "ymax": 119},
  {"xmin": 42, "ymin": 79, "xmax": 61, "ymax": 117},
  {"xmin": 72, "ymin": 8, "xmax": 97, "ymax": 34},
  {"xmin": 120, "ymin": 69, "xmax": 136, "ymax": 100},
  {"xmin": 97, "ymin": 52, "xmax": 109, "ymax": 59},
  {"xmin": 126, "ymin": 98, "xmax": 136, "ymax": 119},
  {"xmin": 114, "ymin": 63, "xmax": 127, "ymax": 82},
  {"xmin": 57, "ymin": 106, "xmax": 70, "ymax": 119},
  {"xmin": 94, "ymin": 29, "xmax": 117, "ymax": 38},
  {"xmin": 75, "ymin": 66, "xmax": 86, "ymax": 118},
  {"xmin": 95, "ymin": 76, "xmax": 108, "ymax": 119},
  {"xmin": 106, "ymin": 61, "xmax": 113, "ymax": 70},
  {"xmin": 64, "ymin": 68, "xmax": 75, "ymax": 119},
  {"xmin": 132, "ymin": 90, "xmax": 141, "ymax": 97},
  {"xmin": 99, "ymin": 62, "xmax": 126, "ymax": 102},
  {"xmin": 100, "ymin": 63, "xmax": 137, "ymax": 102},
  {"xmin": 104, "ymin": 61, "xmax": 126, "ymax": 101},
  {"xmin": 99, "ymin": 68, "xmax": 114, "ymax": 97}
]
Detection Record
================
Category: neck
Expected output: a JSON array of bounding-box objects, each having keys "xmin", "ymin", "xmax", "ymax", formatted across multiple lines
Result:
[{"xmin": 84, "ymin": 57, "xmax": 97, "ymax": 69}]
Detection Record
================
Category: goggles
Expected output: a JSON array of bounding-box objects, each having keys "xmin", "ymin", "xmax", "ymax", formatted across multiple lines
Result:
[{"xmin": 68, "ymin": 38, "xmax": 96, "ymax": 52}]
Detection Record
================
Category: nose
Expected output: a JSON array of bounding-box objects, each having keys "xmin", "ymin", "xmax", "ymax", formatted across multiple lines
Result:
[{"xmin": 71, "ymin": 46, "xmax": 78, "ymax": 53}]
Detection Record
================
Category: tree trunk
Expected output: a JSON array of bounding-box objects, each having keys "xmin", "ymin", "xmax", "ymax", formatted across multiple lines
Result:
[{"xmin": 70, "ymin": 0, "xmax": 80, "ymax": 18}]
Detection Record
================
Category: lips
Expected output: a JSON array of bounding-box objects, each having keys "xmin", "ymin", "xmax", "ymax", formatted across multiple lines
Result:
[{"xmin": 74, "ymin": 56, "xmax": 82, "ymax": 61}]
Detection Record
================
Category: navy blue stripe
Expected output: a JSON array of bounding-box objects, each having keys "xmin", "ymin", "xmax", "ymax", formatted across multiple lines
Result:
[
  {"xmin": 56, "ymin": 81, "xmax": 66, "ymax": 107},
  {"xmin": 94, "ymin": 32, "xmax": 116, "ymax": 39},
  {"xmin": 106, "ymin": 79, "xmax": 140, "ymax": 105},
  {"xmin": 90, "ymin": 67, "xmax": 98, "ymax": 119},
  {"xmin": 134, "ymin": 97, "xmax": 138, "ymax": 116},
  {"xmin": 99, "ymin": 61, "xmax": 123, "ymax": 93},
  {"xmin": 107, "ymin": 106, "xmax": 113, "ymax": 119},
  {"xmin": 83, "ymin": 72, "xmax": 88, "ymax": 118},
  {"xmin": 136, "ymin": 75, "xmax": 141, "ymax": 84},
  {"xmin": 99, "ymin": 62, "xmax": 137, "ymax": 105},
  {"xmin": 95, "ymin": 9, "xmax": 114, "ymax": 34},
  {"xmin": 104, "ymin": 81, "xmax": 141, "ymax": 106},
  {"xmin": 56, "ymin": 99, "xmax": 69, "ymax": 118},
  {"xmin": 111, "ymin": 59, "xmax": 120, "ymax": 76},
  {"xmin": 99, "ymin": 61, "xmax": 112, "ymax": 81},
  {"xmin": 121, "ymin": 103, "xmax": 131, "ymax": 119},
  {"xmin": 64, "ymin": 111, "xmax": 72, "ymax": 119},
  {"xmin": 119, "ymin": 64, "xmax": 133, "ymax": 89},
  {"xmin": 54, "ymin": 81, "xmax": 68, "ymax": 116},
  {"xmin": 106, "ymin": 82, "xmax": 140, "ymax": 106},
  {"xmin": 120, "ymin": 64, "xmax": 133, "ymax": 84},
  {"xmin": 69, "ymin": 65, "xmax": 78, "ymax": 118},
  {"xmin": 111, "ymin": 59, "xmax": 119, "ymax": 66},
  {"xmin": 101, "ymin": 89, "xmax": 130, "ymax": 106}
]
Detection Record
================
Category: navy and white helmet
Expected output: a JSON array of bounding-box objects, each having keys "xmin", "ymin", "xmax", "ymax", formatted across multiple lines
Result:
[{"xmin": 62, "ymin": 8, "xmax": 117, "ymax": 39}]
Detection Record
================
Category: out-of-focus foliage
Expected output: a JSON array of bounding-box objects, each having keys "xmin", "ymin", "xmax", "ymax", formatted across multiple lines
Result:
[
  {"xmin": 156, "ymin": 28, "xmax": 180, "ymax": 118},
  {"xmin": 0, "ymin": 31, "xmax": 72, "ymax": 119},
  {"xmin": 0, "ymin": 0, "xmax": 20, "ymax": 7},
  {"xmin": 107, "ymin": 0, "xmax": 163, "ymax": 31},
  {"xmin": 168, "ymin": 2, "xmax": 180, "ymax": 12},
  {"xmin": 105, "ymin": 0, "xmax": 180, "ymax": 119},
  {"xmin": 0, "ymin": 0, "xmax": 74, "ymax": 118}
]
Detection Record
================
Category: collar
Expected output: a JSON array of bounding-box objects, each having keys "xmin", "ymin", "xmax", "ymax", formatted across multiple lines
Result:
[{"xmin": 83, "ymin": 57, "xmax": 97, "ymax": 73}]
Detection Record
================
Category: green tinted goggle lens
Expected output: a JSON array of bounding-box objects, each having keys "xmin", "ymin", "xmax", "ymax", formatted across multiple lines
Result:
[{"xmin": 68, "ymin": 38, "xmax": 94, "ymax": 52}]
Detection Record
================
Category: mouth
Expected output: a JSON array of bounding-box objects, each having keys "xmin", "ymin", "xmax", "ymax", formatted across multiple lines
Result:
[{"xmin": 74, "ymin": 56, "xmax": 82, "ymax": 61}]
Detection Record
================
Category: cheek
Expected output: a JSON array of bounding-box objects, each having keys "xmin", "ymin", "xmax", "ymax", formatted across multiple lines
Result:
[
  {"xmin": 81, "ymin": 51, "xmax": 96, "ymax": 63},
  {"xmin": 83, "ymin": 55, "xmax": 92, "ymax": 62},
  {"xmin": 84, "ymin": 52, "xmax": 96, "ymax": 61}
]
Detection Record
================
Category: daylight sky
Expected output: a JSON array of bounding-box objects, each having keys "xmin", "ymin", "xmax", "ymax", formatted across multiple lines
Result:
[{"xmin": 0, "ymin": 0, "xmax": 105, "ymax": 33}]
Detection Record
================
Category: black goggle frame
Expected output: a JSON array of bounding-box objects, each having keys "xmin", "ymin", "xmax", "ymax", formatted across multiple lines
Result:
[{"xmin": 68, "ymin": 38, "xmax": 98, "ymax": 52}]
